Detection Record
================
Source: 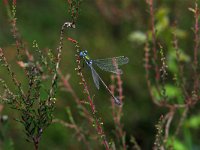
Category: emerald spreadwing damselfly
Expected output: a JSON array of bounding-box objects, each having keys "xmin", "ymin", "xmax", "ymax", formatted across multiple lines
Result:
[{"xmin": 79, "ymin": 50, "xmax": 129, "ymax": 105}]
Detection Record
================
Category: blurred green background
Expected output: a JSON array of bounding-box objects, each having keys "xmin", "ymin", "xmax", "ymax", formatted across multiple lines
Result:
[{"xmin": 1, "ymin": 0, "xmax": 200, "ymax": 149}]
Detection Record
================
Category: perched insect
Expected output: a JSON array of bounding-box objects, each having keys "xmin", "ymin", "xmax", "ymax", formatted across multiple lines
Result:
[{"xmin": 79, "ymin": 50, "xmax": 129, "ymax": 105}]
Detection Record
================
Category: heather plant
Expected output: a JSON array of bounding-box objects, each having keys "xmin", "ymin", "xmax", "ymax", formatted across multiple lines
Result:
[
  {"xmin": 1, "ymin": 0, "xmax": 200, "ymax": 150},
  {"xmin": 145, "ymin": 0, "xmax": 200, "ymax": 149},
  {"xmin": 55, "ymin": 37, "xmax": 130, "ymax": 149},
  {"xmin": 1, "ymin": 0, "xmax": 130, "ymax": 149},
  {"xmin": 0, "ymin": 0, "xmax": 77, "ymax": 149}
]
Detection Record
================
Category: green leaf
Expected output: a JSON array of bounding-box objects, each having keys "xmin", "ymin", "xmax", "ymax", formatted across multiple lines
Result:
[
  {"xmin": 152, "ymin": 84, "xmax": 183, "ymax": 103},
  {"xmin": 171, "ymin": 28, "xmax": 187, "ymax": 39},
  {"xmin": 167, "ymin": 49, "xmax": 190, "ymax": 73},
  {"xmin": 151, "ymin": 86, "xmax": 161, "ymax": 101},
  {"xmin": 128, "ymin": 31, "xmax": 147, "ymax": 44},
  {"xmin": 3, "ymin": 138, "xmax": 14, "ymax": 150},
  {"xmin": 155, "ymin": 7, "xmax": 170, "ymax": 34},
  {"xmin": 168, "ymin": 138, "xmax": 187, "ymax": 150},
  {"xmin": 165, "ymin": 84, "xmax": 181, "ymax": 99},
  {"xmin": 66, "ymin": 107, "xmax": 75, "ymax": 124},
  {"xmin": 185, "ymin": 114, "xmax": 200, "ymax": 129}
]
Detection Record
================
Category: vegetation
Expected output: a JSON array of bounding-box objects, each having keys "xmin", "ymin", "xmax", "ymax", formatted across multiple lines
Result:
[{"xmin": 0, "ymin": 0, "xmax": 200, "ymax": 149}]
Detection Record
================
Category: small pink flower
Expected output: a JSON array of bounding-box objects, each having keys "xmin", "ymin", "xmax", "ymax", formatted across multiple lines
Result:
[
  {"xmin": 68, "ymin": 0, "xmax": 71, "ymax": 4},
  {"xmin": 3, "ymin": 0, "xmax": 8, "ymax": 5},
  {"xmin": 67, "ymin": 37, "xmax": 77, "ymax": 43},
  {"xmin": 17, "ymin": 61, "xmax": 27, "ymax": 68},
  {"xmin": 13, "ymin": 0, "xmax": 16, "ymax": 5}
]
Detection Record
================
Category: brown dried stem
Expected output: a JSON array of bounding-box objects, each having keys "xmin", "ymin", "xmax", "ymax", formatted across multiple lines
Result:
[
  {"xmin": 110, "ymin": 59, "xmax": 127, "ymax": 149},
  {"xmin": 193, "ymin": 2, "xmax": 200, "ymax": 93},
  {"xmin": 173, "ymin": 32, "xmax": 189, "ymax": 98},
  {"xmin": 48, "ymin": 22, "xmax": 75, "ymax": 101},
  {"xmin": 52, "ymin": 118, "xmax": 90, "ymax": 149},
  {"xmin": 58, "ymin": 70, "xmax": 92, "ymax": 122},
  {"xmin": 67, "ymin": 40, "xmax": 110, "ymax": 150},
  {"xmin": 146, "ymin": 0, "xmax": 160, "ymax": 82},
  {"xmin": 0, "ymin": 48, "xmax": 25, "ymax": 101}
]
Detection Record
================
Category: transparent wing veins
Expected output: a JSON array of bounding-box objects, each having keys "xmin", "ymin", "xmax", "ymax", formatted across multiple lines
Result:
[
  {"xmin": 89, "ymin": 65, "xmax": 100, "ymax": 89},
  {"xmin": 93, "ymin": 56, "xmax": 129, "ymax": 74}
]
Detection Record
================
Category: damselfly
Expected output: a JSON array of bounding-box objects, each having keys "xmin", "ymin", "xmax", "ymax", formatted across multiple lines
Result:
[{"xmin": 79, "ymin": 50, "xmax": 129, "ymax": 105}]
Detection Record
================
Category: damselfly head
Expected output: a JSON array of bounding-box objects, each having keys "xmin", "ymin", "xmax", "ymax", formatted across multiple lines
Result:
[
  {"xmin": 79, "ymin": 51, "xmax": 84, "ymax": 57},
  {"xmin": 83, "ymin": 50, "xmax": 88, "ymax": 55},
  {"xmin": 79, "ymin": 50, "xmax": 88, "ymax": 58}
]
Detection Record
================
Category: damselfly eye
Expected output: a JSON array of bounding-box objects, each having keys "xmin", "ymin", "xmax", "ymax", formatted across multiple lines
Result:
[{"xmin": 79, "ymin": 52, "xmax": 83, "ymax": 57}]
